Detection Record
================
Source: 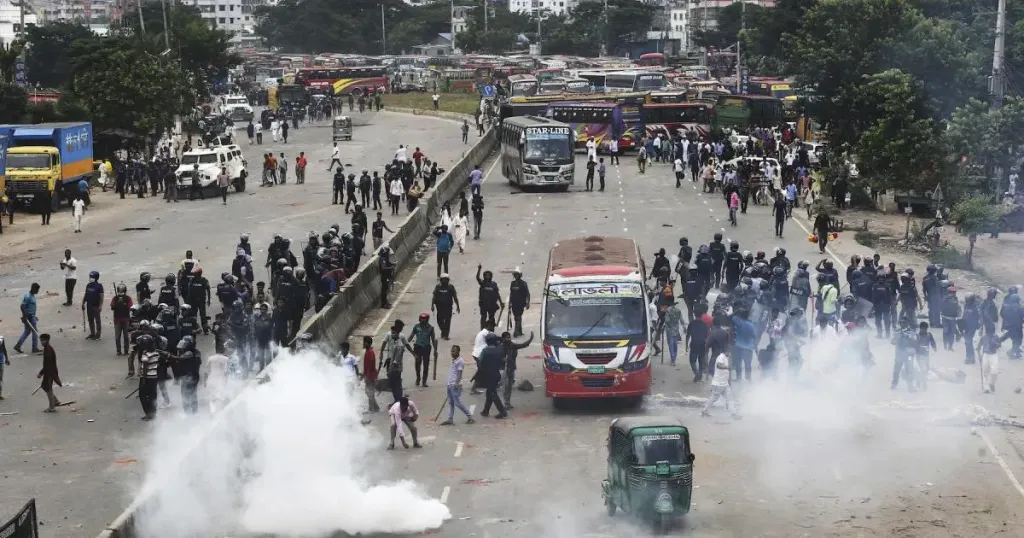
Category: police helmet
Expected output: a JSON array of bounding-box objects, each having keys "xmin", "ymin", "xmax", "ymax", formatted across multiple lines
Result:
[
  {"xmin": 89, "ymin": 270, "xmax": 100, "ymax": 280},
  {"xmin": 273, "ymin": 233, "xmax": 282, "ymax": 242},
  {"xmin": 165, "ymin": 273, "xmax": 176, "ymax": 285},
  {"xmin": 233, "ymin": 298, "xmax": 244, "ymax": 308},
  {"xmin": 282, "ymin": 238, "xmax": 291, "ymax": 248},
  {"xmin": 730, "ymin": 241, "xmax": 739, "ymax": 251},
  {"xmin": 283, "ymin": 266, "xmax": 294, "ymax": 274},
  {"xmin": 1010, "ymin": 285, "xmax": 1019, "ymax": 295},
  {"xmin": 877, "ymin": 267, "xmax": 886, "ymax": 276},
  {"xmin": 277, "ymin": 258, "xmax": 288, "ymax": 267},
  {"xmin": 240, "ymin": 232, "xmax": 250, "ymax": 242},
  {"xmin": 116, "ymin": 283, "xmax": 127, "ymax": 295},
  {"xmin": 926, "ymin": 264, "xmax": 936, "ymax": 273},
  {"xmin": 906, "ymin": 268, "xmax": 915, "ymax": 277},
  {"xmin": 225, "ymin": 274, "xmax": 236, "ymax": 284},
  {"xmin": 823, "ymin": 260, "xmax": 833, "ymax": 270},
  {"xmin": 321, "ymin": 232, "xmax": 332, "ymax": 244},
  {"xmin": 900, "ymin": 274, "xmax": 912, "ymax": 284},
  {"xmin": 816, "ymin": 273, "xmax": 827, "ymax": 284},
  {"xmin": 180, "ymin": 304, "xmax": 192, "ymax": 313},
  {"xmin": 151, "ymin": 322, "xmax": 163, "ymax": 332},
  {"xmin": 341, "ymin": 232, "xmax": 353, "ymax": 243},
  {"xmin": 679, "ymin": 237, "xmax": 688, "ymax": 246},
  {"xmin": 137, "ymin": 334, "xmax": 155, "ymax": 350},
  {"xmin": 778, "ymin": 247, "xmax": 786, "ymax": 257},
  {"xmin": 130, "ymin": 304, "xmax": 142, "ymax": 315},
  {"xmin": 140, "ymin": 319, "xmax": 151, "ymax": 328},
  {"xmin": 741, "ymin": 276, "xmax": 753, "ymax": 287},
  {"xmin": 140, "ymin": 272, "xmax": 151, "ymax": 281},
  {"xmin": 178, "ymin": 335, "xmax": 195, "ymax": 349},
  {"xmin": 512, "ymin": 266, "xmax": 522, "ymax": 275},
  {"xmin": 772, "ymin": 266, "xmax": 784, "ymax": 276},
  {"xmin": 295, "ymin": 267, "xmax": 306, "ymax": 279},
  {"xmin": 988, "ymin": 287, "xmax": 999, "ymax": 299},
  {"xmin": 938, "ymin": 279, "xmax": 952, "ymax": 289},
  {"xmin": 331, "ymin": 238, "xmax": 342, "ymax": 247},
  {"xmin": 440, "ymin": 272, "xmax": 450, "ymax": 279},
  {"xmin": 698, "ymin": 244, "xmax": 709, "ymax": 254},
  {"xmin": 309, "ymin": 231, "xmax": 318, "ymax": 240},
  {"xmin": 157, "ymin": 302, "xmax": 168, "ymax": 311},
  {"xmin": 797, "ymin": 260, "xmax": 810, "ymax": 270},
  {"xmin": 964, "ymin": 292, "xmax": 977, "ymax": 304},
  {"xmin": 843, "ymin": 294, "xmax": 856, "ymax": 306},
  {"xmin": 221, "ymin": 272, "xmax": 230, "ymax": 282},
  {"xmin": 713, "ymin": 232, "xmax": 722, "ymax": 241},
  {"xmin": 743, "ymin": 251, "xmax": 754, "ymax": 263},
  {"xmin": 381, "ymin": 246, "xmax": 392, "ymax": 255},
  {"xmin": 237, "ymin": 248, "xmax": 246, "ymax": 257}
]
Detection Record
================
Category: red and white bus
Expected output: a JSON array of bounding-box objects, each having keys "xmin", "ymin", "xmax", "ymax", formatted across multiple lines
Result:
[
  {"xmin": 641, "ymin": 102, "xmax": 714, "ymax": 140},
  {"xmin": 636, "ymin": 52, "xmax": 666, "ymax": 67},
  {"xmin": 294, "ymin": 66, "xmax": 388, "ymax": 96},
  {"xmin": 542, "ymin": 236, "xmax": 652, "ymax": 406}
]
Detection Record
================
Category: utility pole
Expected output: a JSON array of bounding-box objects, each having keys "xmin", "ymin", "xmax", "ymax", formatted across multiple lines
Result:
[
  {"xmin": 450, "ymin": 0, "xmax": 456, "ymax": 53},
  {"xmin": 991, "ymin": 0, "xmax": 1007, "ymax": 110},
  {"xmin": 735, "ymin": 0, "xmax": 745, "ymax": 94},
  {"xmin": 137, "ymin": 0, "xmax": 147, "ymax": 34},
  {"xmin": 484, "ymin": 0, "xmax": 488, "ymax": 34},
  {"xmin": 161, "ymin": 0, "xmax": 171, "ymax": 50},
  {"xmin": 381, "ymin": 4, "xmax": 387, "ymax": 54},
  {"xmin": 601, "ymin": 0, "xmax": 608, "ymax": 56}
]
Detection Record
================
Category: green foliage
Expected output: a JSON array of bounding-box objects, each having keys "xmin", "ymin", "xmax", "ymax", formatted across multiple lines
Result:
[
  {"xmin": 950, "ymin": 195, "xmax": 1011, "ymax": 235},
  {"xmin": 72, "ymin": 44, "xmax": 194, "ymax": 138},
  {"xmin": 256, "ymin": 0, "xmax": 450, "ymax": 54},
  {"xmin": 927, "ymin": 244, "xmax": 969, "ymax": 270},
  {"xmin": 0, "ymin": 41, "xmax": 24, "ymax": 84},
  {"xmin": 455, "ymin": 6, "xmax": 531, "ymax": 54},
  {"xmin": 23, "ymin": 22, "xmax": 95, "ymax": 89},
  {"xmin": 0, "ymin": 83, "xmax": 28, "ymax": 122}
]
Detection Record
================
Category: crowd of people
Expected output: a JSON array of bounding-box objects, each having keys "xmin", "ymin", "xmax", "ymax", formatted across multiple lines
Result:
[{"xmin": 643, "ymin": 232, "xmax": 1023, "ymax": 419}]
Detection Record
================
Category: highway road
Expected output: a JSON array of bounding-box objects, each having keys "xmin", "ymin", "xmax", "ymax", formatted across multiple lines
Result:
[{"xmin": 0, "ymin": 109, "xmax": 479, "ymax": 537}]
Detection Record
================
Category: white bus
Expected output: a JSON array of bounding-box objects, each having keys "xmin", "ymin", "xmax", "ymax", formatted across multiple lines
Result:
[
  {"xmin": 605, "ymin": 70, "xmax": 667, "ymax": 93},
  {"xmin": 499, "ymin": 116, "xmax": 575, "ymax": 189},
  {"xmin": 508, "ymin": 74, "xmax": 539, "ymax": 97},
  {"xmin": 542, "ymin": 236, "xmax": 653, "ymax": 407}
]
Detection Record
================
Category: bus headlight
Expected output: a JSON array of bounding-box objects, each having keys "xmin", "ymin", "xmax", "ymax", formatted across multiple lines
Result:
[
  {"xmin": 524, "ymin": 164, "xmax": 540, "ymax": 174},
  {"xmin": 622, "ymin": 358, "xmax": 649, "ymax": 372},
  {"xmin": 544, "ymin": 356, "xmax": 573, "ymax": 373}
]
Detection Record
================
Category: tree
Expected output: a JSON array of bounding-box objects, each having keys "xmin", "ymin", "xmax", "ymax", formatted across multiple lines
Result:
[
  {"xmin": 950, "ymin": 195, "xmax": 1011, "ymax": 267},
  {"xmin": 72, "ymin": 42, "xmax": 194, "ymax": 141},
  {"xmin": 23, "ymin": 22, "xmax": 96, "ymax": 89},
  {"xmin": 851, "ymin": 69, "xmax": 944, "ymax": 192},
  {"xmin": 0, "ymin": 83, "xmax": 28, "ymax": 122},
  {"xmin": 0, "ymin": 40, "xmax": 24, "ymax": 84}
]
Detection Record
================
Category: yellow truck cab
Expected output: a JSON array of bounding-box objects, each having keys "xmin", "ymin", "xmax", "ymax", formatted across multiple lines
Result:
[{"xmin": 0, "ymin": 122, "xmax": 95, "ymax": 211}]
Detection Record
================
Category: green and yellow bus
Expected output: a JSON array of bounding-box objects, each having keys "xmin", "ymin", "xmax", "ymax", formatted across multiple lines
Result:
[{"xmin": 714, "ymin": 95, "xmax": 784, "ymax": 131}]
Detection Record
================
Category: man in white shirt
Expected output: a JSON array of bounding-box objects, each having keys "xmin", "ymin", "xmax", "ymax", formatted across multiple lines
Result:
[
  {"xmin": 337, "ymin": 342, "xmax": 359, "ymax": 376},
  {"xmin": 673, "ymin": 157, "xmax": 685, "ymax": 187},
  {"xmin": 59, "ymin": 249, "xmax": 77, "ymax": 306},
  {"xmin": 254, "ymin": 122, "xmax": 263, "ymax": 144},
  {"xmin": 585, "ymin": 137, "xmax": 597, "ymax": 162},
  {"xmin": 394, "ymin": 144, "xmax": 407, "ymax": 163},
  {"xmin": 471, "ymin": 320, "xmax": 495, "ymax": 394},
  {"xmin": 71, "ymin": 197, "xmax": 85, "ymax": 233},
  {"xmin": 432, "ymin": 93, "xmax": 440, "ymax": 110},
  {"xmin": 701, "ymin": 354, "xmax": 741, "ymax": 419},
  {"xmin": 608, "ymin": 138, "xmax": 619, "ymax": 165},
  {"xmin": 327, "ymin": 142, "xmax": 342, "ymax": 171}
]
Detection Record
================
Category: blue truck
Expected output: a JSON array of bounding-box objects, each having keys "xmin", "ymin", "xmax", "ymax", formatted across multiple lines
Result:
[{"xmin": 0, "ymin": 122, "xmax": 96, "ymax": 210}]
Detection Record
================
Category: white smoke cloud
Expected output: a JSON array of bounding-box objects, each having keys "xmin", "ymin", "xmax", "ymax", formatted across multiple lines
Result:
[{"xmin": 131, "ymin": 348, "xmax": 451, "ymax": 538}]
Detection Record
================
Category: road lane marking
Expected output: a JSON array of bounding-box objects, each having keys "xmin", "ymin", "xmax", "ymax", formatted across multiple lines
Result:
[
  {"xmin": 440, "ymin": 486, "xmax": 451, "ymax": 504},
  {"xmin": 470, "ymin": 404, "xmax": 476, "ymax": 415},
  {"xmin": 979, "ymin": 430, "xmax": 1024, "ymax": 501},
  {"xmin": 454, "ymin": 441, "xmax": 465, "ymax": 458}
]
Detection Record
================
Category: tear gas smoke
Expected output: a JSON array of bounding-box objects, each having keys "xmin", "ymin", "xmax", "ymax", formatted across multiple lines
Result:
[{"xmin": 132, "ymin": 348, "xmax": 451, "ymax": 538}]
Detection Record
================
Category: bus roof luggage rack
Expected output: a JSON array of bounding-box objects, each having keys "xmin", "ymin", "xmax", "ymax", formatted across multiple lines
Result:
[{"xmin": 550, "ymin": 237, "xmax": 639, "ymax": 272}]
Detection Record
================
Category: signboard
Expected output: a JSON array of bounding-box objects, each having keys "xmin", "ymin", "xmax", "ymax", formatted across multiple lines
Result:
[
  {"xmin": 482, "ymin": 85, "xmax": 495, "ymax": 97},
  {"xmin": 0, "ymin": 499, "xmax": 39, "ymax": 538},
  {"xmin": 525, "ymin": 126, "xmax": 571, "ymax": 136},
  {"xmin": 14, "ymin": 60, "xmax": 26, "ymax": 88},
  {"xmin": 549, "ymin": 283, "xmax": 644, "ymax": 298}
]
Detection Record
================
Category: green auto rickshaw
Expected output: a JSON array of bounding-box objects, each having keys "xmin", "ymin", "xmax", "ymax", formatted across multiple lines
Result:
[
  {"xmin": 602, "ymin": 416, "xmax": 695, "ymax": 533},
  {"xmin": 332, "ymin": 115, "xmax": 353, "ymax": 141}
]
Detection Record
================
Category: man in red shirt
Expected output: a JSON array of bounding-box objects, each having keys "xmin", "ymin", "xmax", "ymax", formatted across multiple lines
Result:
[
  {"xmin": 295, "ymin": 152, "xmax": 308, "ymax": 184},
  {"xmin": 361, "ymin": 336, "xmax": 379, "ymax": 412},
  {"xmin": 412, "ymin": 147, "xmax": 425, "ymax": 178}
]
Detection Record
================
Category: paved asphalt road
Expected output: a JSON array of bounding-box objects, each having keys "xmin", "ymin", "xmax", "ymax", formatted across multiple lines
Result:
[
  {"xmin": 343, "ymin": 153, "xmax": 1024, "ymax": 538},
  {"xmin": 0, "ymin": 109, "xmax": 479, "ymax": 537}
]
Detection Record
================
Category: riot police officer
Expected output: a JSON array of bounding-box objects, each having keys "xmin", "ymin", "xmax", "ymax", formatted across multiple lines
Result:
[
  {"xmin": 723, "ymin": 241, "xmax": 743, "ymax": 292},
  {"xmin": 173, "ymin": 336, "xmax": 201, "ymax": 414},
  {"xmin": 431, "ymin": 273, "xmax": 460, "ymax": 339},
  {"xmin": 675, "ymin": 237, "xmax": 693, "ymax": 284},
  {"xmin": 922, "ymin": 264, "xmax": 940, "ymax": 326},
  {"xmin": 476, "ymin": 264, "xmax": 504, "ymax": 329},
  {"xmin": 379, "ymin": 247, "xmax": 395, "ymax": 308},
  {"xmin": 157, "ymin": 274, "xmax": 179, "ymax": 313},
  {"xmin": 789, "ymin": 261, "xmax": 812, "ymax": 313},
  {"xmin": 291, "ymin": 268, "xmax": 311, "ymax": 341},
  {"xmin": 186, "ymin": 267, "xmax": 211, "ymax": 333},
  {"xmin": 136, "ymin": 272, "xmax": 153, "ymax": 304},
  {"xmin": 708, "ymin": 232, "xmax": 726, "ymax": 289},
  {"xmin": 981, "ymin": 287, "xmax": 999, "ymax": 336},
  {"xmin": 694, "ymin": 245, "xmax": 714, "ymax": 298},
  {"xmin": 136, "ymin": 334, "xmax": 161, "ymax": 420},
  {"xmin": 509, "ymin": 267, "xmax": 531, "ymax": 337}
]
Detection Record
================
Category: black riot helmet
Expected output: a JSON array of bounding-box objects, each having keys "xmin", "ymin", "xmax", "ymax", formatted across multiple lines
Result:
[
  {"xmin": 823, "ymin": 260, "xmax": 833, "ymax": 271},
  {"xmin": 729, "ymin": 241, "xmax": 739, "ymax": 251},
  {"xmin": 165, "ymin": 273, "xmax": 176, "ymax": 285},
  {"xmin": 987, "ymin": 287, "xmax": 998, "ymax": 299},
  {"xmin": 713, "ymin": 232, "xmax": 722, "ymax": 241},
  {"xmin": 679, "ymin": 237, "xmax": 688, "ymax": 246},
  {"xmin": 926, "ymin": 264, "xmax": 936, "ymax": 273},
  {"xmin": 140, "ymin": 272, "xmax": 151, "ymax": 282},
  {"xmin": 797, "ymin": 260, "xmax": 810, "ymax": 270},
  {"xmin": 743, "ymin": 252, "xmax": 754, "ymax": 264}
]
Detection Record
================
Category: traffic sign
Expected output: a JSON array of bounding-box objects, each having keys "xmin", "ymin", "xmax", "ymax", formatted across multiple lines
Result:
[{"xmin": 482, "ymin": 85, "xmax": 495, "ymax": 97}]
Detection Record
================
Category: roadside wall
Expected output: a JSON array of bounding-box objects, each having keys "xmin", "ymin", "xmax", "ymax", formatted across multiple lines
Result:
[{"xmin": 94, "ymin": 121, "xmax": 496, "ymax": 538}]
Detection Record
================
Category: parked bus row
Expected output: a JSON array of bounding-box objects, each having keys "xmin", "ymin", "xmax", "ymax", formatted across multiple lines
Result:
[{"xmin": 500, "ymin": 94, "xmax": 786, "ymax": 151}]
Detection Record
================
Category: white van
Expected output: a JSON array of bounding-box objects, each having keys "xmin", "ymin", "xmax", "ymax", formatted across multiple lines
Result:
[{"xmin": 175, "ymin": 144, "xmax": 248, "ymax": 191}]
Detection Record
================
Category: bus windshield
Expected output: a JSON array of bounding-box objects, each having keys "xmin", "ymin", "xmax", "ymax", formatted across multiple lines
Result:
[
  {"xmin": 636, "ymin": 73, "xmax": 666, "ymax": 91},
  {"xmin": 644, "ymin": 106, "xmax": 710, "ymax": 124},
  {"xmin": 511, "ymin": 81, "xmax": 539, "ymax": 97},
  {"xmin": 524, "ymin": 131, "xmax": 573, "ymax": 163},
  {"xmin": 634, "ymin": 433, "xmax": 687, "ymax": 465},
  {"xmin": 545, "ymin": 283, "xmax": 647, "ymax": 339}
]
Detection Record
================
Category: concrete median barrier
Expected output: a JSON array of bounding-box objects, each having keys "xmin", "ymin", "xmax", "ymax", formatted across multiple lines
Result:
[{"xmin": 95, "ymin": 122, "xmax": 495, "ymax": 538}]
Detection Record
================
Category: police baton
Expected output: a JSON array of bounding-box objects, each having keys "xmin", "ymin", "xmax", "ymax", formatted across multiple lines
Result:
[{"xmin": 124, "ymin": 387, "xmax": 140, "ymax": 399}]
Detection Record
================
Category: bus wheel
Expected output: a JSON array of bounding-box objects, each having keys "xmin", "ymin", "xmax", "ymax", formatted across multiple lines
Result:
[
  {"xmin": 552, "ymin": 397, "xmax": 567, "ymax": 411},
  {"xmin": 557, "ymin": 184, "xmax": 570, "ymax": 192}
]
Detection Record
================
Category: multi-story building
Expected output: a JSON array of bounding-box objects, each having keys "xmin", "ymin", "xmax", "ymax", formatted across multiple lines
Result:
[
  {"xmin": 37, "ymin": 0, "xmax": 114, "ymax": 23},
  {"xmin": 508, "ymin": 0, "xmax": 577, "ymax": 17},
  {"xmin": 0, "ymin": 0, "xmax": 38, "ymax": 45},
  {"xmin": 689, "ymin": 0, "xmax": 774, "ymax": 33}
]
